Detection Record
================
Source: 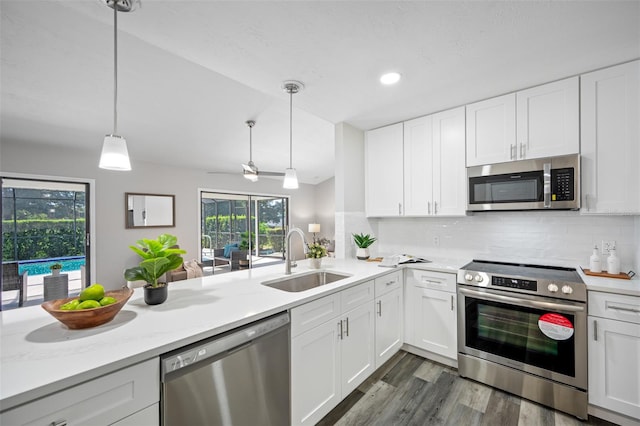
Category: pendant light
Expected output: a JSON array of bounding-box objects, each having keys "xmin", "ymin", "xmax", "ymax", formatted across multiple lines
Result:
[
  {"xmin": 282, "ymin": 80, "xmax": 304, "ymax": 189},
  {"xmin": 99, "ymin": 0, "xmax": 139, "ymax": 171}
]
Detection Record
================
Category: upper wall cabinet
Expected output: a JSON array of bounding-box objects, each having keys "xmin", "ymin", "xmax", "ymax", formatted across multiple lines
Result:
[
  {"xmin": 365, "ymin": 123, "xmax": 404, "ymax": 217},
  {"xmin": 466, "ymin": 77, "xmax": 579, "ymax": 167},
  {"xmin": 366, "ymin": 108, "xmax": 466, "ymax": 218},
  {"xmin": 466, "ymin": 93, "xmax": 516, "ymax": 167},
  {"xmin": 581, "ymin": 60, "xmax": 640, "ymax": 214}
]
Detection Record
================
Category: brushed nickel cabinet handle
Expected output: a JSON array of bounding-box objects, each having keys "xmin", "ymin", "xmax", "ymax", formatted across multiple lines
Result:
[
  {"xmin": 510, "ymin": 144, "xmax": 515, "ymax": 160},
  {"xmin": 345, "ymin": 317, "xmax": 349, "ymax": 337},
  {"xmin": 451, "ymin": 295, "xmax": 454, "ymax": 311},
  {"xmin": 434, "ymin": 201, "xmax": 438, "ymax": 215},
  {"xmin": 377, "ymin": 300, "xmax": 382, "ymax": 316},
  {"xmin": 593, "ymin": 319, "xmax": 598, "ymax": 341},
  {"xmin": 428, "ymin": 201, "xmax": 431, "ymax": 215},
  {"xmin": 338, "ymin": 321, "xmax": 343, "ymax": 340},
  {"xmin": 50, "ymin": 421, "xmax": 67, "ymax": 426}
]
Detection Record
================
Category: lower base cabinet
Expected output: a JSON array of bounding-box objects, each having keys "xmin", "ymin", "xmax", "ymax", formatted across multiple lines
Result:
[
  {"xmin": 291, "ymin": 281, "xmax": 375, "ymax": 425},
  {"xmin": 0, "ymin": 358, "xmax": 159, "ymax": 426},
  {"xmin": 588, "ymin": 291, "xmax": 640, "ymax": 421},
  {"xmin": 405, "ymin": 269, "xmax": 457, "ymax": 361},
  {"xmin": 374, "ymin": 287, "xmax": 403, "ymax": 369}
]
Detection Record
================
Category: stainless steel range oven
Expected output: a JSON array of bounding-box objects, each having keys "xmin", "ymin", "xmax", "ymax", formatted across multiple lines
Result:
[{"xmin": 457, "ymin": 260, "xmax": 588, "ymax": 419}]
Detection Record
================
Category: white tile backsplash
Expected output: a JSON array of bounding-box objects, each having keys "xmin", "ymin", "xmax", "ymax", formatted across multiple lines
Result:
[{"xmin": 374, "ymin": 212, "xmax": 638, "ymax": 271}]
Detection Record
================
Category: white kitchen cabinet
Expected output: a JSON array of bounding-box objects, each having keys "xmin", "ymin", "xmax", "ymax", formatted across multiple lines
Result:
[
  {"xmin": 374, "ymin": 271, "xmax": 403, "ymax": 369},
  {"xmin": 466, "ymin": 93, "xmax": 516, "ymax": 167},
  {"xmin": 516, "ymin": 76, "xmax": 579, "ymax": 160},
  {"xmin": 581, "ymin": 60, "xmax": 640, "ymax": 214},
  {"xmin": 432, "ymin": 106, "xmax": 467, "ymax": 216},
  {"xmin": 466, "ymin": 77, "xmax": 579, "ymax": 166},
  {"xmin": 112, "ymin": 403, "xmax": 159, "ymax": 426},
  {"xmin": 405, "ymin": 269, "xmax": 457, "ymax": 361},
  {"xmin": 403, "ymin": 108, "xmax": 466, "ymax": 217},
  {"xmin": 365, "ymin": 123, "xmax": 404, "ymax": 216},
  {"xmin": 291, "ymin": 281, "xmax": 375, "ymax": 425},
  {"xmin": 0, "ymin": 358, "xmax": 159, "ymax": 426},
  {"xmin": 588, "ymin": 291, "xmax": 640, "ymax": 421},
  {"xmin": 403, "ymin": 115, "xmax": 433, "ymax": 216}
]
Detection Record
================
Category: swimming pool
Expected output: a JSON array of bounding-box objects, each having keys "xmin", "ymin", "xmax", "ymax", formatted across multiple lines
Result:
[{"xmin": 18, "ymin": 257, "xmax": 86, "ymax": 275}]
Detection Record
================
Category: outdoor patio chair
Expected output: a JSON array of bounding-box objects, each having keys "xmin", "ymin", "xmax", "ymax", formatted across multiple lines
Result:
[{"xmin": 2, "ymin": 262, "xmax": 28, "ymax": 308}]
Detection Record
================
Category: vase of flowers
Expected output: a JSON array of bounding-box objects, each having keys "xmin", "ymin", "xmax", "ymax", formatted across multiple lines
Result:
[{"xmin": 307, "ymin": 242, "xmax": 327, "ymax": 269}]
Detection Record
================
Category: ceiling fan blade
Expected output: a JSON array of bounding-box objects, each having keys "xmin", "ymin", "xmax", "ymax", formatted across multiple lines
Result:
[{"xmin": 257, "ymin": 171, "xmax": 285, "ymax": 177}]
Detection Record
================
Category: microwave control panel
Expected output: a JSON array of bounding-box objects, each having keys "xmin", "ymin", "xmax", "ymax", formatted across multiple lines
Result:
[{"xmin": 551, "ymin": 168, "xmax": 574, "ymax": 201}]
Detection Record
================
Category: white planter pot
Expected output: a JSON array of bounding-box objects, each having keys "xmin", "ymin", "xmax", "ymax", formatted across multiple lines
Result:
[
  {"xmin": 356, "ymin": 247, "xmax": 370, "ymax": 260},
  {"xmin": 310, "ymin": 258, "xmax": 323, "ymax": 269}
]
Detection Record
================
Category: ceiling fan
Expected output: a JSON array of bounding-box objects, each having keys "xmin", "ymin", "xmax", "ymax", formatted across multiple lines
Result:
[{"xmin": 241, "ymin": 120, "xmax": 284, "ymax": 182}]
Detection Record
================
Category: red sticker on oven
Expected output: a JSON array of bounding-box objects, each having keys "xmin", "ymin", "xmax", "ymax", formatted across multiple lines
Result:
[{"xmin": 538, "ymin": 313, "xmax": 574, "ymax": 340}]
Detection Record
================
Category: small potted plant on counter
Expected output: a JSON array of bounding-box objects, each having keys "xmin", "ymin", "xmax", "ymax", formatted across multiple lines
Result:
[
  {"xmin": 307, "ymin": 242, "xmax": 328, "ymax": 269},
  {"xmin": 353, "ymin": 233, "xmax": 377, "ymax": 260},
  {"xmin": 49, "ymin": 262, "xmax": 63, "ymax": 277},
  {"xmin": 124, "ymin": 234, "xmax": 186, "ymax": 305}
]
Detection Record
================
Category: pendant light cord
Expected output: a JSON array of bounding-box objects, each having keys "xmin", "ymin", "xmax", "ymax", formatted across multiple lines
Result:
[
  {"xmin": 289, "ymin": 88, "xmax": 293, "ymax": 169},
  {"xmin": 113, "ymin": 0, "xmax": 119, "ymax": 135}
]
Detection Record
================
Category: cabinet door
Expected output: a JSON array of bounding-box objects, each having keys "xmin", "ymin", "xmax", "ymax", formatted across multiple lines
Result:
[
  {"xmin": 516, "ymin": 76, "xmax": 579, "ymax": 160},
  {"xmin": 112, "ymin": 403, "xmax": 159, "ymax": 426},
  {"xmin": 403, "ymin": 116, "xmax": 433, "ymax": 216},
  {"xmin": 413, "ymin": 288, "xmax": 457, "ymax": 360},
  {"xmin": 589, "ymin": 316, "xmax": 640, "ymax": 419},
  {"xmin": 341, "ymin": 301, "xmax": 375, "ymax": 396},
  {"xmin": 466, "ymin": 93, "xmax": 516, "ymax": 166},
  {"xmin": 0, "ymin": 359, "xmax": 159, "ymax": 426},
  {"xmin": 365, "ymin": 123, "xmax": 404, "ymax": 217},
  {"xmin": 581, "ymin": 60, "xmax": 640, "ymax": 214},
  {"xmin": 291, "ymin": 320, "xmax": 341, "ymax": 425},
  {"xmin": 432, "ymin": 106, "xmax": 467, "ymax": 216},
  {"xmin": 375, "ymin": 288, "xmax": 403, "ymax": 369}
]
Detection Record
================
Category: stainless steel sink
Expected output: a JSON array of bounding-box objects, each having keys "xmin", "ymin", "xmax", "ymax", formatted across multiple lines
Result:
[{"xmin": 262, "ymin": 271, "xmax": 351, "ymax": 292}]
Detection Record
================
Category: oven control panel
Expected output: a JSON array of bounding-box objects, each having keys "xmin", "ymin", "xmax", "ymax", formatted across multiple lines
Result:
[{"xmin": 492, "ymin": 276, "xmax": 537, "ymax": 292}]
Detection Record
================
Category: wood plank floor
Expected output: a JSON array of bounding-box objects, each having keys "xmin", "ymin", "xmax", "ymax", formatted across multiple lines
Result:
[{"xmin": 317, "ymin": 351, "xmax": 616, "ymax": 426}]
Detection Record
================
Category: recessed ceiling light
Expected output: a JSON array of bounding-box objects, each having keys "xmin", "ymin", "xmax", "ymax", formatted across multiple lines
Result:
[{"xmin": 380, "ymin": 72, "xmax": 401, "ymax": 85}]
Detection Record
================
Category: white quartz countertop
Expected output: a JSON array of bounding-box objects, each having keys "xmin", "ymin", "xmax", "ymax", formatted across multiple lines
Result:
[
  {"xmin": 2, "ymin": 254, "xmax": 636, "ymax": 412},
  {"xmin": 0, "ymin": 256, "xmax": 466, "ymax": 412}
]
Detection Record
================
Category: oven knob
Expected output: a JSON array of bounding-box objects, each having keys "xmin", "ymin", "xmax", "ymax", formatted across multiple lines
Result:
[
  {"xmin": 547, "ymin": 283, "xmax": 559, "ymax": 293},
  {"xmin": 464, "ymin": 273, "xmax": 473, "ymax": 282},
  {"xmin": 474, "ymin": 275, "xmax": 483, "ymax": 283},
  {"xmin": 562, "ymin": 285, "xmax": 573, "ymax": 295}
]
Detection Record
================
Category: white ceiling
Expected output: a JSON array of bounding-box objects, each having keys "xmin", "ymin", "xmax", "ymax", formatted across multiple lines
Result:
[{"xmin": 1, "ymin": 1, "xmax": 639, "ymax": 184}]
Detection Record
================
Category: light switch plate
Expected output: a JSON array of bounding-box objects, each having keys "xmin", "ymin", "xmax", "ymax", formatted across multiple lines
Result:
[{"xmin": 601, "ymin": 240, "xmax": 616, "ymax": 255}]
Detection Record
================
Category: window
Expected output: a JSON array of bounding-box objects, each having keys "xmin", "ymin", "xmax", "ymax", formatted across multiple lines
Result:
[{"xmin": 200, "ymin": 191, "xmax": 288, "ymax": 274}]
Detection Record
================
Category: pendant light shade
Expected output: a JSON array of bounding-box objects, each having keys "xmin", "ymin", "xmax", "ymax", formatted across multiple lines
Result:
[
  {"xmin": 283, "ymin": 168, "xmax": 298, "ymax": 189},
  {"xmin": 99, "ymin": 0, "xmax": 137, "ymax": 171},
  {"xmin": 99, "ymin": 134, "xmax": 131, "ymax": 170},
  {"xmin": 282, "ymin": 80, "xmax": 304, "ymax": 189}
]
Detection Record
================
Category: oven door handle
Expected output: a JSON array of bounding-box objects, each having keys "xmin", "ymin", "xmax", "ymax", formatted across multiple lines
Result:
[{"xmin": 458, "ymin": 288, "xmax": 585, "ymax": 312}]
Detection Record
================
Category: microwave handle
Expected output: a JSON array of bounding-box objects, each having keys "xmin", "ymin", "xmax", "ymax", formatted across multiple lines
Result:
[{"xmin": 543, "ymin": 162, "xmax": 551, "ymax": 208}]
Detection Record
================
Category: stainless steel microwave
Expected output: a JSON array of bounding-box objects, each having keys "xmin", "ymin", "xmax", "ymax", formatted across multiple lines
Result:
[{"xmin": 467, "ymin": 154, "xmax": 580, "ymax": 211}]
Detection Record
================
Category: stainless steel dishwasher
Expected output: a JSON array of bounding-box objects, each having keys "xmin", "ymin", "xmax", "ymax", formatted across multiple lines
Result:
[{"xmin": 161, "ymin": 312, "xmax": 290, "ymax": 426}]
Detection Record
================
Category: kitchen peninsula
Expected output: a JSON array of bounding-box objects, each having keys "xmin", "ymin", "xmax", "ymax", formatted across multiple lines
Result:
[{"xmin": 1, "ymin": 257, "xmax": 638, "ymax": 425}]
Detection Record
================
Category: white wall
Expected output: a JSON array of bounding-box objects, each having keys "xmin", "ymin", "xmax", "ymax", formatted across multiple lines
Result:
[
  {"xmin": 375, "ymin": 213, "xmax": 638, "ymax": 271},
  {"xmin": 1, "ymin": 141, "xmax": 317, "ymax": 290},
  {"xmin": 636, "ymin": 216, "xmax": 640, "ymax": 272},
  {"xmin": 311, "ymin": 177, "xmax": 335, "ymax": 243}
]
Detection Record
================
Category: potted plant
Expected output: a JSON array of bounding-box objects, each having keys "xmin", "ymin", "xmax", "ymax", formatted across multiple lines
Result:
[
  {"xmin": 306, "ymin": 242, "xmax": 328, "ymax": 269},
  {"xmin": 49, "ymin": 262, "xmax": 63, "ymax": 277},
  {"xmin": 353, "ymin": 233, "xmax": 377, "ymax": 260},
  {"xmin": 123, "ymin": 234, "xmax": 186, "ymax": 305}
]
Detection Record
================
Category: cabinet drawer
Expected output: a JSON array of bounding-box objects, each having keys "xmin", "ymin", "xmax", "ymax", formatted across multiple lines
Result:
[
  {"xmin": 1, "ymin": 358, "xmax": 159, "ymax": 426},
  {"xmin": 375, "ymin": 271, "xmax": 402, "ymax": 297},
  {"xmin": 341, "ymin": 281, "xmax": 374, "ymax": 312},
  {"xmin": 291, "ymin": 292, "xmax": 341, "ymax": 337},
  {"xmin": 406, "ymin": 269, "xmax": 456, "ymax": 293},
  {"xmin": 589, "ymin": 291, "xmax": 640, "ymax": 324}
]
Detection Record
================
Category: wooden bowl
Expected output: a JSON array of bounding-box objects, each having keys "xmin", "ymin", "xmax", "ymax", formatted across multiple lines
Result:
[{"xmin": 41, "ymin": 287, "xmax": 134, "ymax": 330}]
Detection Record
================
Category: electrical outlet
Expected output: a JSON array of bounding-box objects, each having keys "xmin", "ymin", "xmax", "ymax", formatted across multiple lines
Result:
[
  {"xmin": 601, "ymin": 240, "xmax": 616, "ymax": 255},
  {"xmin": 433, "ymin": 236, "xmax": 440, "ymax": 247}
]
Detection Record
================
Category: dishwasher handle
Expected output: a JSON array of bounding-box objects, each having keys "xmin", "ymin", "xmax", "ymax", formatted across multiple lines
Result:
[{"xmin": 161, "ymin": 312, "xmax": 289, "ymax": 377}]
